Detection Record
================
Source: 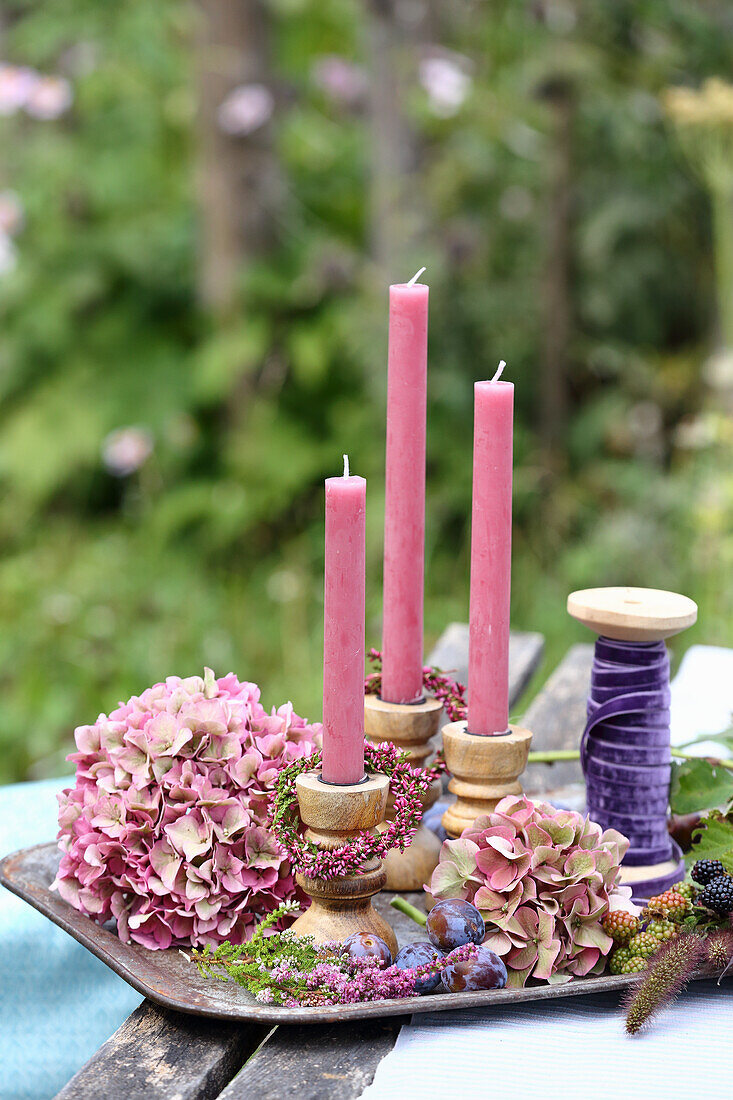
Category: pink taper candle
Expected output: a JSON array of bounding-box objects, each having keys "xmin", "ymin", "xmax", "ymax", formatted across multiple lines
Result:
[
  {"xmin": 467, "ymin": 364, "xmax": 514, "ymax": 736},
  {"xmin": 381, "ymin": 269, "xmax": 429, "ymax": 705},
  {"xmin": 321, "ymin": 455, "xmax": 367, "ymax": 785}
]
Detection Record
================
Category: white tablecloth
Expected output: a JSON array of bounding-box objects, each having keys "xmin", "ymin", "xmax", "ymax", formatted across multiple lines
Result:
[{"xmin": 361, "ymin": 980, "xmax": 732, "ymax": 1099}]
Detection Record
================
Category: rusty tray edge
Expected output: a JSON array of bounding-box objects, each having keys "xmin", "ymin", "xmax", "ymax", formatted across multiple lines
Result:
[{"xmin": 1, "ymin": 842, "xmax": 641, "ymax": 1025}]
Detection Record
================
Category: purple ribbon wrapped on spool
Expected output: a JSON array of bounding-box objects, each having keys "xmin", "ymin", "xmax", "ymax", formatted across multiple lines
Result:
[
  {"xmin": 568, "ymin": 587, "xmax": 698, "ymax": 901},
  {"xmin": 581, "ymin": 638, "xmax": 681, "ymax": 877}
]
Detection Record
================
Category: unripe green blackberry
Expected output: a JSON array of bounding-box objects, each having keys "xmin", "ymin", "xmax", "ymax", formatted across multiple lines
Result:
[
  {"xmin": 698, "ymin": 875, "xmax": 733, "ymax": 916},
  {"xmin": 621, "ymin": 955, "xmax": 648, "ymax": 975},
  {"xmin": 628, "ymin": 931, "xmax": 661, "ymax": 959},
  {"xmin": 645, "ymin": 919, "xmax": 678, "ymax": 943},
  {"xmin": 602, "ymin": 909, "xmax": 640, "ymax": 944},
  {"xmin": 609, "ymin": 947, "xmax": 632, "ymax": 975},
  {"xmin": 691, "ymin": 859, "xmax": 727, "ymax": 886},
  {"xmin": 671, "ymin": 881, "xmax": 696, "ymax": 901}
]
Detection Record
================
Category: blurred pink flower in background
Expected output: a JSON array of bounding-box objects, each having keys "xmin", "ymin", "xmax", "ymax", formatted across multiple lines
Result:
[
  {"xmin": 0, "ymin": 63, "xmax": 72, "ymax": 118},
  {"xmin": 0, "ymin": 64, "xmax": 37, "ymax": 114},
  {"xmin": 312, "ymin": 56, "xmax": 367, "ymax": 107},
  {"xmin": 0, "ymin": 191, "xmax": 24, "ymax": 237},
  {"xmin": 25, "ymin": 74, "xmax": 73, "ymax": 120},
  {"xmin": 102, "ymin": 427, "xmax": 154, "ymax": 477},
  {"xmin": 217, "ymin": 84, "xmax": 274, "ymax": 136},
  {"xmin": 419, "ymin": 54, "xmax": 472, "ymax": 117}
]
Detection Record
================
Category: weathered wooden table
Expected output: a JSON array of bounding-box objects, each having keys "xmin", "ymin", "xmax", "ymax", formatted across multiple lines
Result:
[{"xmin": 52, "ymin": 628, "xmax": 596, "ymax": 1100}]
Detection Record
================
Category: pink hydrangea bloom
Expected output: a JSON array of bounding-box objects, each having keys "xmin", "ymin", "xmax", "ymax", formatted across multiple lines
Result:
[
  {"xmin": 53, "ymin": 668, "xmax": 322, "ymax": 949},
  {"xmin": 429, "ymin": 795, "xmax": 632, "ymax": 987}
]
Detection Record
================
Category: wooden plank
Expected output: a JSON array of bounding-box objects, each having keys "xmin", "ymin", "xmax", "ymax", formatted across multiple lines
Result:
[
  {"xmin": 218, "ymin": 1019, "xmax": 402, "ymax": 1100},
  {"xmin": 520, "ymin": 643, "xmax": 593, "ymax": 796},
  {"xmin": 54, "ymin": 1001, "xmax": 267, "ymax": 1100},
  {"xmin": 427, "ymin": 624, "xmax": 544, "ymax": 711}
]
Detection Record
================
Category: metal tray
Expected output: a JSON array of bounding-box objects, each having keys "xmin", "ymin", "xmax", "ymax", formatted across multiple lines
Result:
[{"xmin": 1, "ymin": 842, "xmax": 639, "ymax": 1025}]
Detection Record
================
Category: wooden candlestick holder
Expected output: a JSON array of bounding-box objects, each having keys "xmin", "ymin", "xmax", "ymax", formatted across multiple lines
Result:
[
  {"xmin": 567, "ymin": 585, "xmax": 697, "ymax": 899},
  {"xmin": 288, "ymin": 770, "xmax": 398, "ymax": 956},
  {"xmin": 441, "ymin": 721, "xmax": 533, "ymax": 838},
  {"xmin": 364, "ymin": 694, "xmax": 444, "ymax": 890}
]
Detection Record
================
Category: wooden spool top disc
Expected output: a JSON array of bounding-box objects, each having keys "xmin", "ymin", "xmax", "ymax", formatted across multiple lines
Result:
[{"xmin": 567, "ymin": 586, "xmax": 697, "ymax": 641}]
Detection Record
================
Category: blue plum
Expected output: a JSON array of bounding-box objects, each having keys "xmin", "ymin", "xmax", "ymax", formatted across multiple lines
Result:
[
  {"xmin": 426, "ymin": 899, "xmax": 485, "ymax": 951},
  {"xmin": 342, "ymin": 931, "xmax": 392, "ymax": 968},
  {"xmin": 441, "ymin": 945, "xmax": 507, "ymax": 992},
  {"xmin": 394, "ymin": 941, "xmax": 445, "ymax": 993}
]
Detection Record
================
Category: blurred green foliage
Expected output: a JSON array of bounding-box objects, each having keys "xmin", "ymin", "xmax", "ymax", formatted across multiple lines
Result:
[{"xmin": 0, "ymin": 0, "xmax": 731, "ymax": 783}]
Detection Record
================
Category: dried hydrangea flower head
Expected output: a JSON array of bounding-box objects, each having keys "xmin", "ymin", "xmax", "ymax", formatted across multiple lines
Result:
[
  {"xmin": 53, "ymin": 668, "xmax": 322, "ymax": 949},
  {"xmin": 429, "ymin": 795, "xmax": 634, "ymax": 987}
]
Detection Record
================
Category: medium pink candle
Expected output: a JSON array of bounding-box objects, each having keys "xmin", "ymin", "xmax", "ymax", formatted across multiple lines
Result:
[
  {"xmin": 381, "ymin": 270, "xmax": 429, "ymax": 705},
  {"xmin": 321, "ymin": 456, "xmax": 367, "ymax": 785},
  {"xmin": 467, "ymin": 366, "xmax": 514, "ymax": 736}
]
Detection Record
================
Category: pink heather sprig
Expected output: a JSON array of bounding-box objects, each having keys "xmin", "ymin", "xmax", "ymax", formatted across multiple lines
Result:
[
  {"xmin": 190, "ymin": 905, "xmax": 455, "ymax": 1007},
  {"xmin": 365, "ymin": 648, "xmax": 467, "ymax": 724},
  {"xmin": 52, "ymin": 669, "xmax": 322, "ymax": 949},
  {"xmin": 270, "ymin": 741, "xmax": 432, "ymax": 880}
]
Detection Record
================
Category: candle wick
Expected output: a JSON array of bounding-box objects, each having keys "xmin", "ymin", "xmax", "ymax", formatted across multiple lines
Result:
[
  {"xmin": 491, "ymin": 359, "xmax": 506, "ymax": 383},
  {"xmin": 406, "ymin": 266, "xmax": 426, "ymax": 287},
  {"xmin": 343, "ymin": 453, "xmax": 350, "ymax": 478}
]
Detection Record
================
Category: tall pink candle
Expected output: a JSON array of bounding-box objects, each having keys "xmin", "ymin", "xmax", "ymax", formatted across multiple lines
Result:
[
  {"xmin": 321, "ymin": 456, "xmax": 367, "ymax": 785},
  {"xmin": 467, "ymin": 370, "xmax": 514, "ymax": 736},
  {"xmin": 381, "ymin": 273, "xmax": 429, "ymax": 705}
]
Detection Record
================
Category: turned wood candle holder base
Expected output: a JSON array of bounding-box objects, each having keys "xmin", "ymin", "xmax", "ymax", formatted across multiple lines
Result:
[
  {"xmin": 289, "ymin": 770, "xmax": 398, "ymax": 956},
  {"xmin": 365, "ymin": 693, "xmax": 444, "ymax": 890},
  {"xmin": 441, "ymin": 721, "xmax": 533, "ymax": 838}
]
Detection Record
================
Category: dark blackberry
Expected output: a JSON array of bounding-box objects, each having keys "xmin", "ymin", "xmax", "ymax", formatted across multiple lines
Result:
[
  {"xmin": 691, "ymin": 859, "xmax": 727, "ymax": 886},
  {"xmin": 698, "ymin": 875, "xmax": 733, "ymax": 916}
]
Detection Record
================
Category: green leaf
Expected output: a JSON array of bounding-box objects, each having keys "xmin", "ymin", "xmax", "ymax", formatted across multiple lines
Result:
[
  {"xmin": 685, "ymin": 812, "xmax": 733, "ymax": 872},
  {"xmin": 669, "ymin": 759, "xmax": 733, "ymax": 815}
]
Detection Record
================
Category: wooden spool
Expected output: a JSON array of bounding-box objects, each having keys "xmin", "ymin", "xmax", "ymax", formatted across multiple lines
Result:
[
  {"xmin": 289, "ymin": 770, "xmax": 398, "ymax": 956},
  {"xmin": 567, "ymin": 587, "xmax": 697, "ymax": 642},
  {"xmin": 441, "ymin": 721, "xmax": 533, "ymax": 838},
  {"xmin": 364, "ymin": 694, "xmax": 443, "ymax": 890},
  {"xmin": 567, "ymin": 586, "xmax": 698, "ymax": 895}
]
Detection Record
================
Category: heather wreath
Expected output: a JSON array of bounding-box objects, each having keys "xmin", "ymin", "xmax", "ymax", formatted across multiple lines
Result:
[
  {"xmin": 52, "ymin": 668, "xmax": 322, "ymax": 949},
  {"xmin": 429, "ymin": 795, "xmax": 635, "ymax": 987}
]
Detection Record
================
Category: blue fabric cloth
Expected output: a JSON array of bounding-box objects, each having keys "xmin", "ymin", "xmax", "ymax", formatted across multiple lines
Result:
[{"xmin": 0, "ymin": 778, "xmax": 142, "ymax": 1100}]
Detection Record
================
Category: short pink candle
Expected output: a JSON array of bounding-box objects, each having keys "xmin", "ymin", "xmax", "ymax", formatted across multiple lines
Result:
[
  {"xmin": 321, "ymin": 458, "xmax": 367, "ymax": 785},
  {"xmin": 381, "ymin": 275, "xmax": 429, "ymax": 705},
  {"xmin": 467, "ymin": 375, "xmax": 514, "ymax": 736}
]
